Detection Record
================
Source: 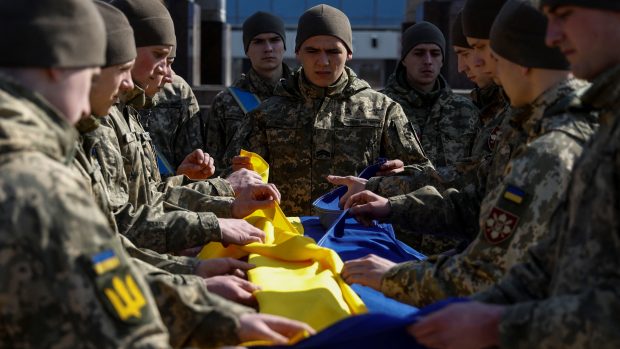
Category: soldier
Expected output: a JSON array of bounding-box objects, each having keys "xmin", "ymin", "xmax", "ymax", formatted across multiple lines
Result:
[
  {"xmin": 235, "ymin": 4, "xmax": 429, "ymax": 216},
  {"xmin": 381, "ymin": 21, "xmax": 479, "ymax": 176},
  {"xmin": 91, "ymin": 0, "xmax": 280, "ymax": 254},
  {"xmin": 0, "ymin": 0, "xmax": 171, "ymax": 346},
  {"xmin": 409, "ymin": 1, "xmax": 620, "ymax": 348},
  {"xmin": 206, "ymin": 11, "xmax": 292, "ymax": 174},
  {"xmin": 147, "ymin": 44, "xmax": 210, "ymax": 178},
  {"xmin": 342, "ymin": 0, "xmax": 596, "ymax": 308}
]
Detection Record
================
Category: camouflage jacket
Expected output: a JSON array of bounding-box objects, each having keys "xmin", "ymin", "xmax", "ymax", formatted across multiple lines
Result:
[
  {"xmin": 93, "ymin": 87, "xmax": 237, "ymax": 253},
  {"xmin": 73, "ymin": 117, "xmax": 254, "ymax": 348},
  {"xmin": 146, "ymin": 74, "xmax": 206, "ymax": 173},
  {"xmin": 236, "ymin": 66, "xmax": 430, "ymax": 215},
  {"xmin": 382, "ymin": 66, "xmax": 480, "ymax": 168},
  {"xmin": 381, "ymin": 77, "xmax": 596, "ymax": 306},
  {"xmin": 469, "ymin": 84, "xmax": 510, "ymax": 160},
  {"xmin": 472, "ymin": 65, "xmax": 620, "ymax": 349},
  {"xmin": 206, "ymin": 64, "xmax": 291, "ymax": 174},
  {"xmin": 0, "ymin": 74, "xmax": 170, "ymax": 348}
]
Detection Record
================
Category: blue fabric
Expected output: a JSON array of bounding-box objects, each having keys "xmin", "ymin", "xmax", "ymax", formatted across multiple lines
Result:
[
  {"xmin": 228, "ymin": 86, "xmax": 261, "ymax": 114},
  {"xmin": 153, "ymin": 145, "xmax": 175, "ymax": 176},
  {"xmin": 257, "ymin": 298, "xmax": 470, "ymax": 349}
]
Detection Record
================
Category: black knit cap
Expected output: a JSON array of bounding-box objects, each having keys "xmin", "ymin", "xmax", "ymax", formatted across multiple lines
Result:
[
  {"xmin": 540, "ymin": 0, "xmax": 620, "ymax": 11},
  {"xmin": 296, "ymin": 4, "xmax": 353, "ymax": 53},
  {"xmin": 0, "ymin": 0, "xmax": 105, "ymax": 68},
  {"xmin": 95, "ymin": 1, "xmax": 137, "ymax": 67},
  {"xmin": 110, "ymin": 0, "xmax": 176, "ymax": 48},
  {"xmin": 242, "ymin": 11, "xmax": 286, "ymax": 52},
  {"xmin": 401, "ymin": 21, "xmax": 446, "ymax": 60},
  {"xmin": 463, "ymin": 0, "xmax": 507, "ymax": 39},
  {"xmin": 491, "ymin": 0, "xmax": 569, "ymax": 70},
  {"xmin": 452, "ymin": 11, "xmax": 471, "ymax": 48}
]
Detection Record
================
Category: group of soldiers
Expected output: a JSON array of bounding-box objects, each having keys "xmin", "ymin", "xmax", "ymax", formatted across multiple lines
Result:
[{"xmin": 0, "ymin": 0, "xmax": 618, "ymax": 347}]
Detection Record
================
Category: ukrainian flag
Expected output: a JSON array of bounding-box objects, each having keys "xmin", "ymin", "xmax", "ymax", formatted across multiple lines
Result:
[{"xmin": 92, "ymin": 249, "xmax": 121, "ymax": 275}]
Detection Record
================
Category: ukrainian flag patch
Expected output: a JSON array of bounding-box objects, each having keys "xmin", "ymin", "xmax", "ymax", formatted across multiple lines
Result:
[
  {"xmin": 503, "ymin": 185, "xmax": 525, "ymax": 204},
  {"xmin": 92, "ymin": 249, "xmax": 121, "ymax": 275}
]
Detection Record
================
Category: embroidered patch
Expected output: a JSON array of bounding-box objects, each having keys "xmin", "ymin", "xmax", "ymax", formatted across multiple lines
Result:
[
  {"xmin": 503, "ymin": 185, "xmax": 525, "ymax": 205},
  {"xmin": 92, "ymin": 249, "xmax": 120, "ymax": 275},
  {"xmin": 488, "ymin": 126, "xmax": 502, "ymax": 150},
  {"xmin": 484, "ymin": 207, "xmax": 519, "ymax": 244}
]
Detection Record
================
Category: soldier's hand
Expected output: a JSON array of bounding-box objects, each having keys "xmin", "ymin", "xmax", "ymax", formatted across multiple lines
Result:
[
  {"xmin": 177, "ymin": 149, "xmax": 215, "ymax": 179},
  {"xmin": 326, "ymin": 175, "xmax": 368, "ymax": 208},
  {"xmin": 218, "ymin": 218, "xmax": 266, "ymax": 245},
  {"xmin": 376, "ymin": 159, "xmax": 405, "ymax": 176},
  {"xmin": 345, "ymin": 190, "xmax": 391, "ymax": 226},
  {"xmin": 195, "ymin": 258, "xmax": 255, "ymax": 278},
  {"xmin": 226, "ymin": 168, "xmax": 264, "ymax": 196},
  {"xmin": 238, "ymin": 313, "xmax": 316, "ymax": 345},
  {"xmin": 341, "ymin": 254, "xmax": 395, "ymax": 290},
  {"xmin": 232, "ymin": 155, "xmax": 254, "ymax": 171},
  {"xmin": 408, "ymin": 302, "xmax": 504, "ymax": 349},
  {"xmin": 205, "ymin": 275, "xmax": 260, "ymax": 306},
  {"xmin": 231, "ymin": 183, "xmax": 281, "ymax": 218}
]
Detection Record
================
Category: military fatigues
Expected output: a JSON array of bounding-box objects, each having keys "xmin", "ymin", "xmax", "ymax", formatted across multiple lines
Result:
[
  {"xmin": 146, "ymin": 74, "xmax": 206, "ymax": 174},
  {"xmin": 0, "ymin": 74, "xmax": 171, "ymax": 348},
  {"xmin": 380, "ymin": 77, "xmax": 596, "ymax": 307},
  {"xmin": 73, "ymin": 117, "xmax": 255, "ymax": 348},
  {"xmin": 236, "ymin": 66, "xmax": 430, "ymax": 216},
  {"xmin": 206, "ymin": 65, "xmax": 291, "ymax": 174},
  {"xmin": 91, "ymin": 86, "xmax": 238, "ymax": 253},
  {"xmin": 472, "ymin": 65, "xmax": 620, "ymax": 349}
]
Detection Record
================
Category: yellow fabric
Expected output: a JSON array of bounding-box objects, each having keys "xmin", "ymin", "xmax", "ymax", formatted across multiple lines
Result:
[
  {"xmin": 240, "ymin": 149, "xmax": 269, "ymax": 183},
  {"xmin": 198, "ymin": 150, "xmax": 366, "ymax": 334}
]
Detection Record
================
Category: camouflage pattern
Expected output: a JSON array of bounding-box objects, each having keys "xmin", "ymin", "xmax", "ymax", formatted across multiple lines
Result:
[
  {"xmin": 0, "ymin": 74, "xmax": 170, "ymax": 348},
  {"xmin": 469, "ymin": 84, "xmax": 510, "ymax": 160},
  {"xmin": 205, "ymin": 64, "xmax": 292, "ymax": 174},
  {"xmin": 381, "ymin": 65, "xmax": 480, "ymax": 168},
  {"xmin": 380, "ymin": 77, "xmax": 596, "ymax": 307},
  {"xmin": 235, "ymin": 66, "xmax": 431, "ymax": 216},
  {"xmin": 147, "ymin": 74, "xmax": 206, "ymax": 173},
  {"xmin": 74, "ymin": 117, "xmax": 256, "ymax": 348}
]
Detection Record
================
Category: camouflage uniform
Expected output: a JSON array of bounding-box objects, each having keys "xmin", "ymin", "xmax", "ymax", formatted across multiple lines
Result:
[
  {"xmin": 73, "ymin": 117, "xmax": 255, "ymax": 348},
  {"xmin": 380, "ymin": 77, "xmax": 597, "ymax": 307},
  {"xmin": 381, "ymin": 65, "xmax": 480, "ymax": 169},
  {"xmin": 0, "ymin": 74, "xmax": 170, "ymax": 348},
  {"xmin": 472, "ymin": 64, "xmax": 620, "ymax": 349},
  {"xmin": 205, "ymin": 65, "xmax": 292, "ymax": 174},
  {"xmin": 90, "ymin": 86, "xmax": 238, "ymax": 253},
  {"xmin": 236, "ymin": 66, "xmax": 430, "ymax": 216},
  {"xmin": 147, "ymin": 74, "xmax": 206, "ymax": 173}
]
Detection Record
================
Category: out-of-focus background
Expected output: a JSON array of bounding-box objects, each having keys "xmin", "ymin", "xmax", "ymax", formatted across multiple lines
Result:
[{"xmin": 163, "ymin": 0, "xmax": 471, "ymax": 109}]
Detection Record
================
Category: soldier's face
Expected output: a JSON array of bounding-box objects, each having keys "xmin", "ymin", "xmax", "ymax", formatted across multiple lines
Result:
[
  {"xmin": 493, "ymin": 51, "xmax": 529, "ymax": 107},
  {"xmin": 160, "ymin": 57, "xmax": 175, "ymax": 86},
  {"xmin": 296, "ymin": 35, "xmax": 352, "ymax": 87},
  {"xmin": 545, "ymin": 6, "xmax": 620, "ymax": 80},
  {"xmin": 454, "ymin": 46, "xmax": 493, "ymax": 88},
  {"xmin": 466, "ymin": 38, "xmax": 498, "ymax": 84},
  {"xmin": 90, "ymin": 60, "xmax": 135, "ymax": 117},
  {"xmin": 246, "ymin": 33, "xmax": 285, "ymax": 75},
  {"xmin": 45, "ymin": 67, "xmax": 101, "ymax": 125},
  {"xmin": 402, "ymin": 43, "xmax": 443, "ymax": 91},
  {"xmin": 132, "ymin": 45, "xmax": 171, "ymax": 97}
]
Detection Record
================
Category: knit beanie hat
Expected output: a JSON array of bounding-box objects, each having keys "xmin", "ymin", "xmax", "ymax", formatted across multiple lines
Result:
[
  {"xmin": 95, "ymin": 1, "xmax": 137, "ymax": 67},
  {"xmin": 452, "ymin": 11, "xmax": 471, "ymax": 48},
  {"xmin": 110, "ymin": 0, "xmax": 176, "ymax": 47},
  {"xmin": 0, "ymin": 0, "xmax": 105, "ymax": 68},
  {"xmin": 463, "ymin": 0, "xmax": 507, "ymax": 39},
  {"xmin": 540, "ymin": 0, "xmax": 620, "ymax": 11},
  {"xmin": 491, "ymin": 0, "xmax": 569, "ymax": 70},
  {"xmin": 242, "ymin": 11, "xmax": 286, "ymax": 52},
  {"xmin": 401, "ymin": 21, "xmax": 446, "ymax": 60},
  {"xmin": 296, "ymin": 4, "xmax": 353, "ymax": 53}
]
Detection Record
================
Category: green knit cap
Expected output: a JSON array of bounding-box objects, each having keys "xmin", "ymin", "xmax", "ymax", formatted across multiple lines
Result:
[
  {"xmin": 463, "ymin": 0, "xmax": 508, "ymax": 39},
  {"xmin": 491, "ymin": 0, "xmax": 569, "ymax": 70},
  {"xmin": 243, "ymin": 11, "xmax": 286, "ymax": 52},
  {"xmin": 452, "ymin": 11, "xmax": 471, "ymax": 48},
  {"xmin": 94, "ymin": 1, "xmax": 137, "ymax": 67},
  {"xmin": 110, "ymin": 0, "xmax": 176, "ymax": 48},
  {"xmin": 296, "ymin": 4, "xmax": 353, "ymax": 53},
  {"xmin": 0, "ymin": 0, "xmax": 105, "ymax": 68},
  {"xmin": 540, "ymin": 0, "xmax": 620, "ymax": 11}
]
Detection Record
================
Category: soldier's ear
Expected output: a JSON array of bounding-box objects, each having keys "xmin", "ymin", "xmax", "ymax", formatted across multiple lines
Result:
[{"xmin": 346, "ymin": 52, "xmax": 352, "ymax": 61}]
